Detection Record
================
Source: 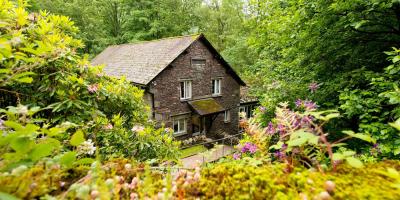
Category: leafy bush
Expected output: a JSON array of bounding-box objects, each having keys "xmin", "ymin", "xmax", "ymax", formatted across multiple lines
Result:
[
  {"xmin": 339, "ymin": 48, "xmax": 400, "ymax": 158},
  {"xmin": 238, "ymin": 101, "xmax": 374, "ymax": 171},
  {"xmin": 0, "ymin": 0, "xmax": 179, "ymax": 168}
]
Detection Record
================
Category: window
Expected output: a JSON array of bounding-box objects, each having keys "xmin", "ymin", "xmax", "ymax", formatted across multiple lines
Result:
[
  {"xmin": 173, "ymin": 118, "xmax": 187, "ymax": 135},
  {"xmin": 192, "ymin": 59, "xmax": 206, "ymax": 68},
  {"xmin": 239, "ymin": 105, "xmax": 255, "ymax": 119},
  {"xmin": 212, "ymin": 79, "xmax": 221, "ymax": 95},
  {"xmin": 224, "ymin": 110, "xmax": 231, "ymax": 122},
  {"xmin": 180, "ymin": 80, "xmax": 192, "ymax": 99}
]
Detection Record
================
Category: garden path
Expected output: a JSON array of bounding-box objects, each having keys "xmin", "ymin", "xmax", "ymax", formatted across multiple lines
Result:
[{"xmin": 181, "ymin": 145, "xmax": 235, "ymax": 168}]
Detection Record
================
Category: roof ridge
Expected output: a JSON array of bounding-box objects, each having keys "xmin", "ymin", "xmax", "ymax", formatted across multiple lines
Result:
[{"xmin": 112, "ymin": 33, "xmax": 201, "ymax": 47}]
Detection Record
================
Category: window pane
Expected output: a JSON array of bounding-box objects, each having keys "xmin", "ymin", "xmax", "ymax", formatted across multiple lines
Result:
[
  {"xmin": 173, "ymin": 121, "xmax": 179, "ymax": 132},
  {"xmin": 212, "ymin": 80, "xmax": 215, "ymax": 94},
  {"xmin": 225, "ymin": 110, "xmax": 230, "ymax": 122},
  {"xmin": 180, "ymin": 82, "xmax": 185, "ymax": 98},
  {"xmin": 217, "ymin": 80, "xmax": 220, "ymax": 94},
  {"xmin": 184, "ymin": 81, "xmax": 191, "ymax": 98}
]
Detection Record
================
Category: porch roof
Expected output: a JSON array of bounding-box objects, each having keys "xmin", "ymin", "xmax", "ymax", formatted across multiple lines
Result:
[{"xmin": 188, "ymin": 98, "xmax": 225, "ymax": 116}]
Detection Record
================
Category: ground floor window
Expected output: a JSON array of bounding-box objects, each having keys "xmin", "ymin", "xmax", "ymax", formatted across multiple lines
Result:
[
  {"xmin": 173, "ymin": 118, "xmax": 187, "ymax": 135},
  {"xmin": 239, "ymin": 104, "xmax": 256, "ymax": 119},
  {"xmin": 224, "ymin": 110, "xmax": 231, "ymax": 122}
]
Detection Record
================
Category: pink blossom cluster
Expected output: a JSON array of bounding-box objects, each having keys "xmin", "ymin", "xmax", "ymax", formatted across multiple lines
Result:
[
  {"xmin": 309, "ymin": 82, "xmax": 319, "ymax": 93},
  {"xmin": 295, "ymin": 99, "xmax": 318, "ymax": 110},
  {"xmin": 87, "ymin": 84, "xmax": 99, "ymax": 93},
  {"xmin": 241, "ymin": 142, "xmax": 258, "ymax": 154},
  {"xmin": 131, "ymin": 125, "xmax": 145, "ymax": 132},
  {"xmin": 104, "ymin": 123, "xmax": 113, "ymax": 130},
  {"xmin": 265, "ymin": 101, "xmax": 317, "ymax": 137}
]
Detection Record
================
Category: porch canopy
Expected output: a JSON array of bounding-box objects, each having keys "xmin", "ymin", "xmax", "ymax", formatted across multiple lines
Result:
[{"xmin": 188, "ymin": 98, "xmax": 225, "ymax": 116}]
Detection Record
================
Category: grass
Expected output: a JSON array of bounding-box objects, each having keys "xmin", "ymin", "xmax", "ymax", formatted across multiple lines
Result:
[{"xmin": 180, "ymin": 145, "xmax": 207, "ymax": 158}]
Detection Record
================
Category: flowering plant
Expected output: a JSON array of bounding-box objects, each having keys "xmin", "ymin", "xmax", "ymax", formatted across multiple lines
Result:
[{"xmin": 239, "ymin": 101, "xmax": 376, "ymax": 171}]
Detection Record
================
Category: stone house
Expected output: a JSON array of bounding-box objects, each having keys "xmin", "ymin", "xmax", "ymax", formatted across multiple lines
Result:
[{"xmin": 92, "ymin": 34, "xmax": 249, "ymax": 138}]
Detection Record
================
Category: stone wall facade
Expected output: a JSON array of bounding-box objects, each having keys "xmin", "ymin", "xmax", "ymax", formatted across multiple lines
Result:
[{"xmin": 146, "ymin": 39, "xmax": 241, "ymax": 138}]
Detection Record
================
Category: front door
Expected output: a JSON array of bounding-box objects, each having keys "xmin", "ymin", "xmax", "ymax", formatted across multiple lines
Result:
[{"xmin": 192, "ymin": 114, "xmax": 205, "ymax": 135}]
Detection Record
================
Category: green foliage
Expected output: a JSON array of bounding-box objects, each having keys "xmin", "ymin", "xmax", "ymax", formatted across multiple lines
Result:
[
  {"xmin": 339, "ymin": 48, "xmax": 400, "ymax": 158},
  {"xmin": 0, "ymin": 0, "xmax": 179, "ymax": 168},
  {"xmin": 245, "ymin": 0, "xmax": 400, "ymax": 112},
  {"xmin": 240, "ymin": 103, "xmax": 374, "ymax": 171},
  {"xmin": 0, "ymin": 105, "xmax": 66, "ymax": 170},
  {"xmin": 32, "ymin": 0, "xmax": 203, "ymax": 54},
  {"xmin": 195, "ymin": 161, "xmax": 400, "ymax": 200},
  {"xmin": 31, "ymin": 0, "xmax": 254, "ymax": 73}
]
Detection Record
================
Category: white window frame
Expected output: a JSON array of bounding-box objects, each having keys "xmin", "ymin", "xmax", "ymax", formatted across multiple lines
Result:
[
  {"xmin": 212, "ymin": 79, "xmax": 221, "ymax": 95},
  {"xmin": 239, "ymin": 106, "xmax": 247, "ymax": 119},
  {"xmin": 224, "ymin": 110, "xmax": 231, "ymax": 123},
  {"xmin": 173, "ymin": 118, "xmax": 187, "ymax": 135},
  {"xmin": 180, "ymin": 80, "xmax": 192, "ymax": 100}
]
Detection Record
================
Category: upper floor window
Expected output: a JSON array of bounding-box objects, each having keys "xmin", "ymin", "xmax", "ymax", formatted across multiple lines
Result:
[
  {"xmin": 192, "ymin": 59, "xmax": 206, "ymax": 68},
  {"xmin": 212, "ymin": 79, "xmax": 221, "ymax": 95},
  {"xmin": 180, "ymin": 80, "xmax": 192, "ymax": 99}
]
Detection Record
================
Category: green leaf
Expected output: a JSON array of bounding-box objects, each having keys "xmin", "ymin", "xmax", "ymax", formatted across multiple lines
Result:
[
  {"xmin": 15, "ymin": 77, "xmax": 33, "ymax": 83},
  {"xmin": 70, "ymin": 130, "xmax": 85, "ymax": 146},
  {"xmin": 389, "ymin": 118, "xmax": 400, "ymax": 131},
  {"xmin": 10, "ymin": 137, "xmax": 33, "ymax": 153},
  {"xmin": 342, "ymin": 130, "xmax": 376, "ymax": 143},
  {"xmin": 0, "ymin": 192, "xmax": 21, "ymax": 200},
  {"xmin": 352, "ymin": 20, "xmax": 369, "ymax": 29},
  {"xmin": 0, "ymin": 69, "xmax": 11, "ymax": 74},
  {"xmin": 333, "ymin": 153, "xmax": 344, "ymax": 161},
  {"xmin": 342, "ymin": 150, "xmax": 356, "ymax": 157},
  {"xmin": 287, "ymin": 137, "xmax": 308, "ymax": 147},
  {"xmin": 288, "ymin": 130, "xmax": 319, "ymax": 147},
  {"xmin": 74, "ymin": 158, "xmax": 95, "ymax": 165},
  {"xmin": 269, "ymin": 141, "xmax": 284, "ymax": 150},
  {"xmin": 394, "ymin": 147, "xmax": 400, "ymax": 155},
  {"xmin": 60, "ymin": 152, "xmax": 77, "ymax": 168},
  {"xmin": 346, "ymin": 157, "xmax": 363, "ymax": 168},
  {"xmin": 30, "ymin": 143, "xmax": 56, "ymax": 161},
  {"xmin": 3, "ymin": 121, "xmax": 23, "ymax": 131}
]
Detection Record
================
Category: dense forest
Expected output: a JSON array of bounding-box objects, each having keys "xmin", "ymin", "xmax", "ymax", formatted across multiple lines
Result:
[{"xmin": 1, "ymin": 0, "xmax": 400, "ymax": 199}]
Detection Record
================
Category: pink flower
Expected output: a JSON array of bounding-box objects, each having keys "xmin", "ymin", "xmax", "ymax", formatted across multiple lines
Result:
[
  {"xmin": 104, "ymin": 124, "xmax": 113, "ymax": 130},
  {"xmin": 295, "ymin": 99, "xmax": 303, "ymax": 107},
  {"xmin": 131, "ymin": 125, "xmax": 145, "ymax": 132},
  {"xmin": 278, "ymin": 124, "xmax": 286, "ymax": 135},
  {"xmin": 233, "ymin": 153, "xmax": 241, "ymax": 160},
  {"xmin": 87, "ymin": 84, "xmax": 99, "ymax": 93},
  {"xmin": 240, "ymin": 142, "xmax": 258, "ymax": 154},
  {"xmin": 309, "ymin": 82, "xmax": 319, "ymax": 93},
  {"xmin": 266, "ymin": 122, "xmax": 276, "ymax": 135},
  {"xmin": 304, "ymin": 100, "xmax": 318, "ymax": 110}
]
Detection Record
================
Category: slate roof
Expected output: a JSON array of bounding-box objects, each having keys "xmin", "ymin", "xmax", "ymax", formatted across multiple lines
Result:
[
  {"xmin": 188, "ymin": 98, "xmax": 225, "ymax": 116},
  {"xmin": 92, "ymin": 34, "xmax": 246, "ymax": 86},
  {"xmin": 240, "ymin": 86, "xmax": 259, "ymax": 104}
]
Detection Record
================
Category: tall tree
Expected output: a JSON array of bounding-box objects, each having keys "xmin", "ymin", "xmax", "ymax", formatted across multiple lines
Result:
[{"xmin": 245, "ymin": 0, "xmax": 400, "ymax": 110}]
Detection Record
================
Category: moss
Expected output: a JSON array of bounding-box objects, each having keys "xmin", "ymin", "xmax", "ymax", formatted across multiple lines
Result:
[
  {"xmin": 189, "ymin": 98, "xmax": 225, "ymax": 115},
  {"xmin": 187, "ymin": 161, "xmax": 400, "ymax": 200}
]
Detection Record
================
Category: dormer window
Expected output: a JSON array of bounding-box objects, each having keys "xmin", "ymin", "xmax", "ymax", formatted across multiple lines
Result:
[
  {"xmin": 180, "ymin": 80, "xmax": 192, "ymax": 99},
  {"xmin": 212, "ymin": 79, "xmax": 221, "ymax": 95}
]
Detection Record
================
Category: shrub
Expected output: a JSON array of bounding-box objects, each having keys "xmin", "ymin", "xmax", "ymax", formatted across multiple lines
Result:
[
  {"xmin": 238, "ymin": 102, "xmax": 375, "ymax": 171},
  {"xmin": 0, "ymin": 0, "xmax": 179, "ymax": 169}
]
